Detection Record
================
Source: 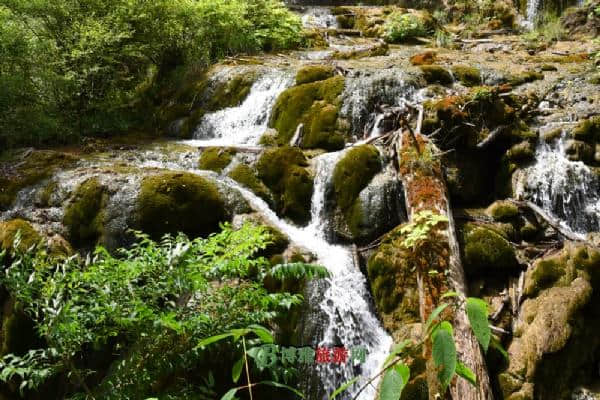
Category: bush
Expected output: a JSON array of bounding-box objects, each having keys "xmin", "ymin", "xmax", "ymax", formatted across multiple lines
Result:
[{"xmin": 384, "ymin": 12, "xmax": 428, "ymax": 43}]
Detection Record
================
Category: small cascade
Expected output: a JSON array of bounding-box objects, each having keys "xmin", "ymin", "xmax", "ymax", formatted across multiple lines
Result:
[
  {"xmin": 341, "ymin": 69, "xmax": 421, "ymax": 137},
  {"xmin": 300, "ymin": 6, "xmax": 339, "ymax": 29},
  {"xmin": 525, "ymin": 0, "xmax": 542, "ymax": 28},
  {"xmin": 188, "ymin": 70, "xmax": 293, "ymax": 146},
  {"xmin": 514, "ymin": 136, "xmax": 600, "ymax": 233},
  {"xmin": 220, "ymin": 151, "xmax": 392, "ymax": 399}
]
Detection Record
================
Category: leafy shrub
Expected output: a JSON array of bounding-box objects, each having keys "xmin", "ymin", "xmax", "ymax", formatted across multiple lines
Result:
[
  {"xmin": 383, "ymin": 13, "xmax": 428, "ymax": 43},
  {"xmin": 0, "ymin": 223, "xmax": 326, "ymax": 398}
]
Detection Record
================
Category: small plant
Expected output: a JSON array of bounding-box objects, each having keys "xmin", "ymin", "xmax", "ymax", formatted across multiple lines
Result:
[
  {"xmin": 383, "ymin": 12, "xmax": 428, "ymax": 43},
  {"xmin": 399, "ymin": 210, "xmax": 449, "ymax": 250},
  {"xmin": 434, "ymin": 29, "xmax": 453, "ymax": 48}
]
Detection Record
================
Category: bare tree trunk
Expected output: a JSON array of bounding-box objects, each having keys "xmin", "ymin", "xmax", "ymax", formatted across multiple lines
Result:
[{"xmin": 395, "ymin": 131, "xmax": 494, "ymax": 400}]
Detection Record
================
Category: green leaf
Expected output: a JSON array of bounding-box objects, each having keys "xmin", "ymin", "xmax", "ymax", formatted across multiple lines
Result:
[
  {"xmin": 329, "ymin": 377, "xmax": 359, "ymax": 399},
  {"xmin": 380, "ymin": 367, "xmax": 406, "ymax": 400},
  {"xmin": 432, "ymin": 322, "xmax": 456, "ymax": 394},
  {"xmin": 424, "ymin": 303, "xmax": 449, "ymax": 337},
  {"xmin": 394, "ymin": 363, "xmax": 410, "ymax": 388},
  {"xmin": 466, "ymin": 297, "xmax": 491, "ymax": 352},
  {"xmin": 221, "ymin": 388, "xmax": 239, "ymax": 400},
  {"xmin": 232, "ymin": 357, "xmax": 243, "ymax": 383},
  {"xmin": 196, "ymin": 332, "xmax": 233, "ymax": 348},
  {"xmin": 441, "ymin": 291, "xmax": 458, "ymax": 299},
  {"xmin": 490, "ymin": 336, "xmax": 509, "ymax": 362},
  {"xmin": 259, "ymin": 380, "xmax": 304, "ymax": 398},
  {"xmin": 456, "ymin": 361, "xmax": 477, "ymax": 387},
  {"xmin": 248, "ymin": 324, "xmax": 274, "ymax": 344},
  {"xmin": 383, "ymin": 340, "xmax": 411, "ymax": 368}
]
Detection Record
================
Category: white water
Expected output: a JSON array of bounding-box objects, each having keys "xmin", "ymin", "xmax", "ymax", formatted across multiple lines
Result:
[
  {"xmin": 186, "ymin": 70, "xmax": 293, "ymax": 146},
  {"xmin": 223, "ymin": 151, "xmax": 392, "ymax": 399},
  {"xmin": 180, "ymin": 67, "xmax": 392, "ymax": 398},
  {"xmin": 301, "ymin": 7, "xmax": 339, "ymax": 29},
  {"xmin": 515, "ymin": 135, "xmax": 600, "ymax": 233},
  {"xmin": 525, "ymin": 0, "xmax": 542, "ymax": 28}
]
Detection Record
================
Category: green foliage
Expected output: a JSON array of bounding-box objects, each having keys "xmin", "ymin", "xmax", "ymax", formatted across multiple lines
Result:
[
  {"xmin": 0, "ymin": 223, "xmax": 325, "ymax": 398},
  {"xmin": 383, "ymin": 12, "xmax": 428, "ymax": 43},
  {"xmin": 466, "ymin": 297, "xmax": 491, "ymax": 352},
  {"xmin": 0, "ymin": 0, "xmax": 302, "ymax": 148},
  {"xmin": 456, "ymin": 361, "xmax": 477, "ymax": 387},
  {"xmin": 400, "ymin": 210, "xmax": 448, "ymax": 250},
  {"xmin": 380, "ymin": 363, "xmax": 409, "ymax": 400}
]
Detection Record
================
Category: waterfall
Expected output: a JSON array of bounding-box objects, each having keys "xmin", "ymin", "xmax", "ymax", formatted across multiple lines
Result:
[
  {"xmin": 222, "ymin": 152, "xmax": 392, "ymax": 399},
  {"xmin": 300, "ymin": 6, "xmax": 339, "ymax": 29},
  {"xmin": 526, "ymin": 0, "xmax": 542, "ymax": 27},
  {"xmin": 187, "ymin": 70, "xmax": 294, "ymax": 146},
  {"xmin": 514, "ymin": 136, "xmax": 600, "ymax": 233}
]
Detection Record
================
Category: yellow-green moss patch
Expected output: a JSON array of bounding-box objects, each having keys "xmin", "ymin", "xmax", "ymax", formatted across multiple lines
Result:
[
  {"xmin": 137, "ymin": 172, "xmax": 227, "ymax": 239},
  {"xmin": 0, "ymin": 219, "xmax": 41, "ymax": 252},
  {"xmin": 486, "ymin": 200, "xmax": 519, "ymax": 221},
  {"xmin": 269, "ymin": 76, "xmax": 346, "ymax": 150},
  {"xmin": 296, "ymin": 65, "xmax": 335, "ymax": 85},
  {"xmin": 256, "ymin": 147, "xmax": 313, "ymax": 225},
  {"xmin": 451, "ymin": 65, "xmax": 482, "ymax": 87},
  {"xmin": 198, "ymin": 147, "xmax": 236, "ymax": 172},
  {"xmin": 228, "ymin": 163, "xmax": 273, "ymax": 205},
  {"xmin": 462, "ymin": 222, "xmax": 518, "ymax": 275},
  {"xmin": 420, "ymin": 65, "xmax": 453, "ymax": 85},
  {"xmin": 63, "ymin": 178, "xmax": 108, "ymax": 248}
]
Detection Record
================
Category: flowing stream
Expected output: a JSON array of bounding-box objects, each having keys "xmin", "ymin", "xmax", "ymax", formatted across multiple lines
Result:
[{"xmin": 183, "ymin": 66, "xmax": 393, "ymax": 399}]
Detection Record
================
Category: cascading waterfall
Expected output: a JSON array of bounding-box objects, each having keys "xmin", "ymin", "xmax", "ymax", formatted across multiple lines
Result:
[
  {"xmin": 514, "ymin": 135, "xmax": 600, "ymax": 233},
  {"xmin": 526, "ymin": 0, "xmax": 542, "ymax": 27},
  {"xmin": 300, "ymin": 6, "xmax": 340, "ymax": 29},
  {"xmin": 188, "ymin": 70, "xmax": 294, "ymax": 146},
  {"xmin": 223, "ymin": 151, "xmax": 392, "ymax": 399}
]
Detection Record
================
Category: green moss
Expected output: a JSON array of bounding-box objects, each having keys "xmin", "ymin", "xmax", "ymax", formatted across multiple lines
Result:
[
  {"xmin": 0, "ymin": 219, "xmax": 41, "ymax": 252},
  {"xmin": 541, "ymin": 64, "xmax": 558, "ymax": 71},
  {"xmin": 332, "ymin": 145, "xmax": 382, "ymax": 216},
  {"xmin": 589, "ymin": 73, "xmax": 600, "ymax": 84},
  {"xmin": 269, "ymin": 76, "xmax": 346, "ymax": 150},
  {"xmin": 571, "ymin": 116, "xmax": 600, "ymax": 143},
  {"xmin": 462, "ymin": 223, "xmax": 518, "ymax": 275},
  {"xmin": 420, "ymin": 65, "xmax": 453, "ymax": 85},
  {"xmin": 486, "ymin": 200, "xmax": 519, "ymax": 221},
  {"xmin": 367, "ymin": 226, "xmax": 420, "ymax": 331},
  {"xmin": 256, "ymin": 147, "xmax": 314, "ymax": 225},
  {"xmin": 296, "ymin": 65, "xmax": 335, "ymax": 85},
  {"xmin": 198, "ymin": 147, "xmax": 236, "ymax": 172},
  {"xmin": 0, "ymin": 151, "xmax": 77, "ymax": 210},
  {"xmin": 228, "ymin": 163, "xmax": 273, "ymax": 205},
  {"xmin": 507, "ymin": 140, "xmax": 535, "ymax": 163},
  {"xmin": 451, "ymin": 65, "xmax": 482, "ymax": 87},
  {"xmin": 137, "ymin": 172, "xmax": 227, "ymax": 239},
  {"xmin": 63, "ymin": 178, "xmax": 108, "ymax": 248},
  {"xmin": 508, "ymin": 70, "xmax": 544, "ymax": 87},
  {"xmin": 1, "ymin": 308, "xmax": 38, "ymax": 356},
  {"xmin": 206, "ymin": 73, "xmax": 258, "ymax": 111}
]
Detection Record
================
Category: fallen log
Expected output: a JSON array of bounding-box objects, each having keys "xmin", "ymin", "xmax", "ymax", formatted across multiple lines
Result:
[
  {"xmin": 396, "ymin": 131, "xmax": 493, "ymax": 400},
  {"xmin": 509, "ymin": 199, "xmax": 586, "ymax": 242}
]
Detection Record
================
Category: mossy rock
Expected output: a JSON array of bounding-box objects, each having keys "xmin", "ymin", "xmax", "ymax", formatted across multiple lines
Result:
[
  {"xmin": 256, "ymin": 147, "xmax": 313, "ymax": 225},
  {"xmin": 63, "ymin": 178, "xmax": 108, "ymax": 248},
  {"xmin": 198, "ymin": 147, "xmax": 236, "ymax": 172},
  {"xmin": 296, "ymin": 65, "xmax": 335, "ymax": 85},
  {"xmin": 228, "ymin": 163, "xmax": 273, "ymax": 205},
  {"xmin": 508, "ymin": 71, "xmax": 544, "ymax": 87},
  {"xmin": 461, "ymin": 222, "xmax": 518, "ymax": 275},
  {"xmin": 269, "ymin": 76, "xmax": 346, "ymax": 150},
  {"xmin": 367, "ymin": 226, "xmax": 420, "ymax": 333},
  {"xmin": 0, "ymin": 219, "xmax": 41, "ymax": 253},
  {"xmin": 137, "ymin": 172, "xmax": 227, "ymax": 239},
  {"xmin": 451, "ymin": 65, "xmax": 482, "ymax": 87},
  {"xmin": 205, "ymin": 72, "xmax": 258, "ymax": 111},
  {"xmin": 0, "ymin": 304, "xmax": 39, "ymax": 357},
  {"xmin": 0, "ymin": 150, "xmax": 77, "ymax": 210},
  {"xmin": 419, "ymin": 65, "xmax": 453, "ymax": 85},
  {"xmin": 486, "ymin": 200, "xmax": 519, "ymax": 221},
  {"xmin": 507, "ymin": 141, "xmax": 535, "ymax": 163},
  {"xmin": 571, "ymin": 116, "xmax": 600, "ymax": 143},
  {"xmin": 332, "ymin": 145, "xmax": 381, "ymax": 212}
]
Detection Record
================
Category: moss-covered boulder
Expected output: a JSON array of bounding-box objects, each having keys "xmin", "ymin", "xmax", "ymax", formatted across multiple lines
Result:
[
  {"xmin": 269, "ymin": 76, "xmax": 346, "ymax": 150},
  {"xmin": 506, "ymin": 140, "xmax": 535, "ymax": 163},
  {"xmin": 256, "ymin": 147, "xmax": 314, "ymax": 225},
  {"xmin": 461, "ymin": 222, "xmax": 518, "ymax": 275},
  {"xmin": 330, "ymin": 145, "xmax": 384, "ymax": 239},
  {"xmin": 499, "ymin": 243, "xmax": 600, "ymax": 400},
  {"xmin": 0, "ymin": 219, "xmax": 41, "ymax": 252},
  {"xmin": 205, "ymin": 72, "xmax": 258, "ymax": 111},
  {"xmin": 198, "ymin": 147, "xmax": 236, "ymax": 172},
  {"xmin": 0, "ymin": 300, "xmax": 40, "ymax": 357},
  {"xmin": 486, "ymin": 200, "xmax": 520, "ymax": 221},
  {"xmin": 63, "ymin": 178, "xmax": 108, "ymax": 248},
  {"xmin": 0, "ymin": 150, "xmax": 77, "ymax": 211},
  {"xmin": 137, "ymin": 172, "xmax": 228, "ymax": 239},
  {"xmin": 508, "ymin": 71, "xmax": 544, "ymax": 87},
  {"xmin": 420, "ymin": 65, "xmax": 453, "ymax": 85},
  {"xmin": 367, "ymin": 225, "xmax": 420, "ymax": 334},
  {"xmin": 451, "ymin": 65, "xmax": 482, "ymax": 87},
  {"xmin": 295, "ymin": 65, "xmax": 335, "ymax": 85},
  {"xmin": 571, "ymin": 116, "xmax": 600, "ymax": 143},
  {"xmin": 228, "ymin": 163, "xmax": 273, "ymax": 206}
]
